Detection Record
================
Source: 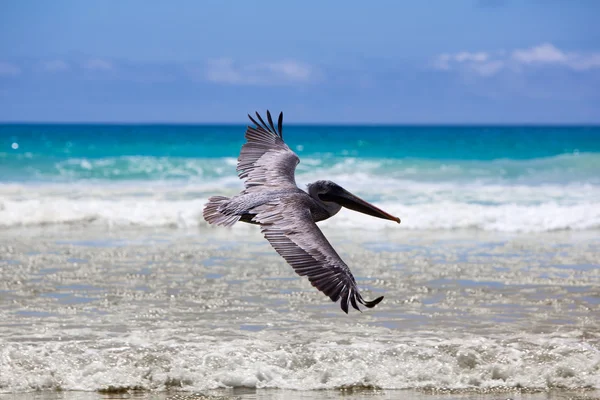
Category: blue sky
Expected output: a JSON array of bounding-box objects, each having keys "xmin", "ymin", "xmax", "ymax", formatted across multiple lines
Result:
[{"xmin": 1, "ymin": 0, "xmax": 599, "ymax": 123}]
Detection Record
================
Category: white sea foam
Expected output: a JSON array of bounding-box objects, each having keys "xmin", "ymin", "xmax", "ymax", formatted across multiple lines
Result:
[
  {"xmin": 1, "ymin": 220, "xmax": 599, "ymax": 394},
  {"xmin": 1, "ymin": 332, "xmax": 598, "ymax": 392},
  {"xmin": 1, "ymin": 180, "xmax": 599, "ymax": 232}
]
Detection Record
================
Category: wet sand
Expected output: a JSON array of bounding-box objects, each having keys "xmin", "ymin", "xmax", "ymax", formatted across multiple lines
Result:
[
  {"xmin": 0, "ymin": 388, "xmax": 599, "ymax": 400},
  {"xmin": 1, "ymin": 225, "xmax": 599, "ymax": 398}
]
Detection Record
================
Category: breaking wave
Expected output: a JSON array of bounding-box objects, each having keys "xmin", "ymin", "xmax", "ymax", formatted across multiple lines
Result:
[
  {"xmin": 1, "ymin": 178, "xmax": 599, "ymax": 232},
  {"xmin": 1, "ymin": 152, "xmax": 599, "ymax": 232},
  {"xmin": 1, "ymin": 331, "xmax": 598, "ymax": 393}
]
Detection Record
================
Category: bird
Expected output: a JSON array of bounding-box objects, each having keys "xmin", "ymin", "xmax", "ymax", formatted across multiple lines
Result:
[{"xmin": 203, "ymin": 111, "xmax": 401, "ymax": 313}]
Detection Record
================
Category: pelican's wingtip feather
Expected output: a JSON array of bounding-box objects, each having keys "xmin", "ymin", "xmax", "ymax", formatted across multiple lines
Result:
[
  {"xmin": 255, "ymin": 112, "xmax": 270, "ymax": 132},
  {"xmin": 363, "ymin": 296, "xmax": 384, "ymax": 308},
  {"xmin": 248, "ymin": 114, "xmax": 262, "ymax": 129},
  {"xmin": 248, "ymin": 110, "xmax": 284, "ymax": 138},
  {"xmin": 277, "ymin": 112, "xmax": 283, "ymax": 138},
  {"xmin": 266, "ymin": 110, "xmax": 277, "ymax": 133}
]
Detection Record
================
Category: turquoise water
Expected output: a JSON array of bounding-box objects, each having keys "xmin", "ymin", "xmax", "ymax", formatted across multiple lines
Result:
[
  {"xmin": 1, "ymin": 124, "xmax": 599, "ymax": 182},
  {"xmin": 2, "ymin": 124, "xmax": 600, "ymax": 159},
  {"xmin": 1, "ymin": 124, "xmax": 599, "ymax": 231}
]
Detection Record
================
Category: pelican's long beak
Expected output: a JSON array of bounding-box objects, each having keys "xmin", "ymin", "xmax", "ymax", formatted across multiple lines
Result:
[{"xmin": 322, "ymin": 189, "xmax": 401, "ymax": 224}]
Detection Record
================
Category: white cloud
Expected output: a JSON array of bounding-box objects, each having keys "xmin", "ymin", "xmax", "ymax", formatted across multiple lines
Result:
[
  {"xmin": 470, "ymin": 60, "xmax": 505, "ymax": 77},
  {"xmin": 512, "ymin": 43, "xmax": 600, "ymax": 71},
  {"xmin": 433, "ymin": 51, "xmax": 500, "ymax": 77},
  {"xmin": 432, "ymin": 54, "xmax": 452, "ymax": 71},
  {"xmin": 569, "ymin": 54, "xmax": 600, "ymax": 71},
  {"xmin": 0, "ymin": 62, "xmax": 21, "ymax": 76},
  {"xmin": 455, "ymin": 52, "xmax": 489, "ymax": 63},
  {"xmin": 204, "ymin": 59, "xmax": 242, "ymax": 84},
  {"xmin": 43, "ymin": 60, "xmax": 70, "ymax": 72},
  {"xmin": 83, "ymin": 59, "xmax": 113, "ymax": 71},
  {"xmin": 512, "ymin": 43, "xmax": 567, "ymax": 64},
  {"xmin": 261, "ymin": 61, "xmax": 312, "ymax": 81},
  {"xmin": 204, "ymin": 58, "xmax": 313, "ymax": 85},
  {"xmin": 434, "ymin": 43, "xmax": 600, "ymax": 77}
]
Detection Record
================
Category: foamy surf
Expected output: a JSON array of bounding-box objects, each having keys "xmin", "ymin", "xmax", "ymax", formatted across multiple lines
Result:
[
  {"xmin": 1, "ymin": 181, "xmax": 599, "ymax": 232},
  {"xmin": 1, "ymin": 332, "xmax": 598, "ymax": 393},
  {"xmin": 1, "ymin": 216, "xmax": 599, "ymax": 395}
]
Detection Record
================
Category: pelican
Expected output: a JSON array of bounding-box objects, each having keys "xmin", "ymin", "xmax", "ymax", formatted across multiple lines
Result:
[{"xmin": 203, "ymin": 111, "xmax": 401, "ymax": 313}]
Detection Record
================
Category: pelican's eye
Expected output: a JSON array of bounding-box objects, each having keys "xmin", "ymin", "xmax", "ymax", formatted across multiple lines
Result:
[{"xmin": 318, "ymin": 192, "xmax": 336, "ymax": 202}]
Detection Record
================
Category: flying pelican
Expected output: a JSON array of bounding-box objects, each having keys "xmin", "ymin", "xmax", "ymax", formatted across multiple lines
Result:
[{"xmin": 203, "ymin": 111, "xmax": 401, "ymax": 313}]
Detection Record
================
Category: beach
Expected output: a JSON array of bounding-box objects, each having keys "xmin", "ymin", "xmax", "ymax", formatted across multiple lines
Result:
[
  {"xmin": 1, "ymin": 124, "xmax": 599, "ymax": 399},
  {"xmin": 1, "ymin": 224, "xmax": 599, "ymax": 399}
]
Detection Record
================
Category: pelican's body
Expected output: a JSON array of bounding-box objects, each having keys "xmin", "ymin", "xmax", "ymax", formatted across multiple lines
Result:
[
  {"xmin": 203, "ymin": 111, "xmax": 400, "ymax": 313},
  {"xmin": 209, "ymin": 184, "xmax": 339, "ymax": 226}
]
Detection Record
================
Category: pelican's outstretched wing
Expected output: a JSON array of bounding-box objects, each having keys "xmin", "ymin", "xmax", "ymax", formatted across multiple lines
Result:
[
  {"xmin": 251, "ymin": 194, "xmax": 384, "ymax": 313},
  {"xmin": 237, "ymin": 111, "xmax": 300, "ymax": 190}
]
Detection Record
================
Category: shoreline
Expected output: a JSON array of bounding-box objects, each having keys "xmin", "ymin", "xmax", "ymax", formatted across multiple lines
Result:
[
  {"xmin": 2, "ymin": 388, "xmax": 600, "ymax": 400},
  {"xmin": 1, "ymin": 226, "xmax": 599, "ymax": 395}
]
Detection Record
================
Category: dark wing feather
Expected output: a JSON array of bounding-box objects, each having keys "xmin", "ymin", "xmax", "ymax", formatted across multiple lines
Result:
[
  {"xmin": 238, "ymin": 111, "xmax": 299, "ymax": 190},
  {"xmin": 277, "ymin": 112, "xmax": 283, "ymax": 138},
  {"xmin": 266, "ymin": 110, "xmax": 277, "ymax": 133},
  {"xmin": 247, "ymin": 114, "xmax": 264, "ymax": 131},
  {"xmin": 255, "ymin": 112, "xmax": 270, "ymax": 132},
  {"xmin": 252, "ymin": 195, "xmax": 384, "ymax": 313}
]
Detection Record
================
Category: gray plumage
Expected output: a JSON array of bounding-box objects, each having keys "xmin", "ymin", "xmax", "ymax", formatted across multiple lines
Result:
[{"xmin": 203, "ymin": 111, "xmax": 400, "ymax": 313}]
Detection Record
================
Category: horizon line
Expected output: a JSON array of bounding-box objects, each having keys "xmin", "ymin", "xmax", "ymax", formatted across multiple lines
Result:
[{"xmin": 1, "ymin": 120, "xmax": 599, "ymax": 127}]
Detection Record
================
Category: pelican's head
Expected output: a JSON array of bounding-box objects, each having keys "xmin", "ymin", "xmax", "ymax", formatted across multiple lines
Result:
[{"xmin": 307, "ymin": 180, "xmax": 401, "ymax": 223}]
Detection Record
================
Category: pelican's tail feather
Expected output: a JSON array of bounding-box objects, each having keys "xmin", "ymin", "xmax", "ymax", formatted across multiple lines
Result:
[{"xmin": 203, "ymin": 196, "xmax": 240, "ymax": 227}]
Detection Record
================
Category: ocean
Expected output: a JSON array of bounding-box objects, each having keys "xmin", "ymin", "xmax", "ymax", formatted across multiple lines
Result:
[
  {"xmin": 1, "ymin": 124, "xmax": 599, "ymax": 231},
  {"xmin": 0, "ymin": 124, "xmax": 599, "ymax": 399}
]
